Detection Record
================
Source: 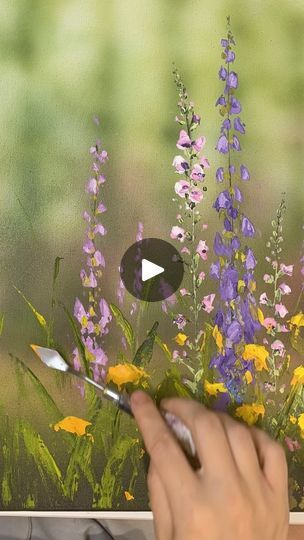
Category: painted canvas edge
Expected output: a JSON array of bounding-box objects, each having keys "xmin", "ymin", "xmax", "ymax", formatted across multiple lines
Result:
[{"xmin": 0, "ymin": 512, "xmax": 302, "ymax": 524}]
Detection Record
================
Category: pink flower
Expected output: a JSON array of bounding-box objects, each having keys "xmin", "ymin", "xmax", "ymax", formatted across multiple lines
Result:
[
  {"xmin": 170, "ymin": 225, "xmax": 186, "ymax": 242},
  {"xmin": 83, "ymin": 239, "xmax": 95, "ymax": 254},
  {"xmin": 97, "ymin": 174, "xmax": 106, "ymax": 185},
  {"xmin": 80, "ymin": 269, "xmax": 97, "ymax": 288},
  {"xmin": 277, "ymin": 324, "xmax": 289, "ymax": 333},
  {"xmin": 94, "ymin": 224, "xmax": 106, "ymax": 236},
  {"xmin": 285, "ymin": 437, "xmax": 300, "ymax": 452},
  {"xmin": 181, "ymin": 246, "xmax": 190, "ymax": 255},
  {"xmin": 99, "ymin": 298, "xmax": 112, "ymax": 333},
  {"xmin": 176, "ymin": 130, "xmax": 191, "ymax": 149},
  {"xmin": 174, "ymin": 180, "xmax": 190, "ymax": 198},
  {"xmin": 74, "ymin": 298, "xmax": 87, "ymax": 324},
  {"xmin": 180, "ymin": 288, "xmax": 190, "ymax": 296},
  {"xmin": 263, "ymin": 317, "xmax": 277, "ymax": 331},
  {"xmin": 173, "ymin": 155, "xmax": 189, "ymax": 174},
  {"xmin": 201, "ymin": 293, "xmax": 215, "ymax": 313},
  {"xmin": 198, "ymin": 271, "xmax": 206, "ymax": 281},
  {"xmin": 259, "ymin": 292, "xmax": 270, "ymax": 305},
  {"xmin": 275, "ymin": 303, "xmax": 288, "ymax": 318},
  {"xmin": 97, "ymin": 202, "xmax": 107, "ymax": 214},
  {"xmin": 86, "ymin": 178, "xmax": 98, "ymax": 195},
  {"xmin": 190, "ymin": 164, "xmax": 205, "ymax": 181},
  {"xmin": 72, "ymin": 348, "xmax": 81, "ymax": 372},
  {"xmin": 83, "ymin": 211, "xmax": 91, "ymax": 222},
  {"xmin": 280, "ymin": 264, "xmax": 293, "ymax": 276},
  {"xmin": 196, "ymin": 240, "xmax": 209, "ymax": 260},
  {"xmin": 279, "ymin": 283, "xmax": 291, "ymax": 295},
  {"xmin": 271, "ymin": 340, "xmax": 285, "ymax": 356},
  {"xmin": 199, "ymin": 156, "xmax": 210, "ymax": 168},
  {"xmin": 263, "ymin": 274, "xmax": 273, "ymax": 283},
  {"xmin": 192, "ymin": 136, "xmax": 206, "ymax": 152},
  {"xmin": 173, "ymin": 314, "xmax": 187, "ymax": 330},
  {"xmin": 189, "ymin": 188, "xmax": 203, "ymax": 203}
]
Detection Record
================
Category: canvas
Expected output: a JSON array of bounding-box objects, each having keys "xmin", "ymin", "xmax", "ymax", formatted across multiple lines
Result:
[{"xmin": 0, "ymin": 0, "xmax": 303, "ymax": 514}]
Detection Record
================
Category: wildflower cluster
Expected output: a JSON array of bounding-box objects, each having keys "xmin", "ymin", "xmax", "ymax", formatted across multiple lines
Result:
[
  {"xmin": 210, "ymin": 19, "xmax": 261, "ymax": 401},
  {"xmin": 168, "ymin": 67, "xmax": 211, "ymax": 359},
  {"xmin": 73, "ymin": 138, "xmax": 112, "ymax": 381}
]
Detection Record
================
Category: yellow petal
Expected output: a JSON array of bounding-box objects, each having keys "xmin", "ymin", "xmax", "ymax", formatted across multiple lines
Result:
[
  {"xmin": 124, "ymin": 491, "xmax": 134, "ymax": 501},
  {"xmin": 237, "ymin": 279, "xmax": 245, "ymax": 292},
  {"xmin": 290, "ymin": 415, "xmax": 297, "ymax": 425},
  {"xmin": 298, "ymin": 413, "xmax": 304, "ymax": 437},
  {"xmin": 235, "ymin": 403, "xmax": 265, "ymax": 426},
  {"xmin": 244, "ymin": 370, "xmax": 253, "ymax": 384},
  {"xmin": 257, "ymin": 308, "xmax": 264, "ymax": 325},
  {"xmin": 52, "ymin": 416, "xmax": 92, "ymax": 438},
  {"xmin": 204, "ymin": 379, "xmax": 227, "ymax": 396},
  {"xmin": 173, "ymin": 333, "xmax": 188, "ymax": 346},
  {"xmin": 291, "ymin": 366, "xmax": 304, "ymax": 386},
  {"xmin": 242, "ymin": 344, "xmax": 269, "ymax": 371},
  {"xmin": 289, "ymin": 313, "xmax": 304, "ymax": 328},
  {"xmin": 212, "ymin": 325, "xmax": 223, "ymax": 352},
  {"xmin": 106, "ymin": 363, "xmax": 149, "ymax": 390}
]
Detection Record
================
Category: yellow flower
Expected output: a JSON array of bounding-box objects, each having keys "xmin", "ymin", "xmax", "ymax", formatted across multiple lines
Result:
[
  {"xmin": 242, "ymin": 344, "xmax": 269, "ymax": 371},
  {"xmin": 212, "ymin": 325, "xmax": 223, "ymax": 352},
  {"xmin": 291, "ymin": 365, "xmax": 304, "ymax": 386},
  {"xmin": 298, "ymin": 413, "xmax": 304, "ymax": 438},
  {"xmin": 162, "ymin": 343, "xmax": 170, "ymax": 356},
  {"xmin": 235, "ymin": 403, "xmax": 265, "ymax": 426},
  {"xmin": 204, "ymin": 379, "xmax": 227, "ymax": 396},
  {"xmin": 244, "ymin": 370, "xmax": 253, "ymax": 384},
  {"xmin": 106, "ymin": 363, "xmax": 149, "ymax": 390},
  {"xmin": 290, "ymin": 415, "xmax": 297, "ymax": 425},
  {"xmin": 124, "ymin": 491, "xmax": 134, "ymax": 501},
  {"xmin": 289, "ymin": 313, "xmax": 304, "ymax": 328},
  {"xmin": 174, "ymin": 333, "xmax": 188, "ymax": 346},
  {"xmin": 52, "ymin": 416, "xmax": 93, "ymax": 440},
  {"xmin": 237, "ymin": 279, "xmax": 245, "ymax": 292}
]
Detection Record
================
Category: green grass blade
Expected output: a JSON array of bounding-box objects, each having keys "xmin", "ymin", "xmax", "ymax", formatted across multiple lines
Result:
[
  {"xmin": 64, "ymin": 436, "xmax": 95, "ymax": 500},
  {"xmin": 60, "ymin": 302, "xmax": 90, "ymax": 378},
  {"xmin": 14, "ymin": 286, "xmax": 48, "ymax": 333},
  {"xmin": 0, "ymin": 314, "xmax": 4, "ymax": 336},
  {"xmin": 133, "ymin": 322, "xmax": 158, "ymax": 368},
  {"xmin": 110, "ymin": 303, "xmax": 135, "ymax": 351},
  {"xmin": 10, "ymin": 354, "xmax": 62, "ymax": 421}
]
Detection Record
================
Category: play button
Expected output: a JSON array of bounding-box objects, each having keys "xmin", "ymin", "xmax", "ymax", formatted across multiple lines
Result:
[
  {"xmin": 120, "ymin": 238, "xmax": 184, "ymax": 302},
  {"xmin": 142, "ymin": 259, "xmax": 164, "ymax": 282}
]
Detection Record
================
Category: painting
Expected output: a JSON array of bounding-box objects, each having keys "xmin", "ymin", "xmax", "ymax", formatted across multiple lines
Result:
[{"xmin": 0, "ymin": 1, "xmax": 303, "ymax": 512}]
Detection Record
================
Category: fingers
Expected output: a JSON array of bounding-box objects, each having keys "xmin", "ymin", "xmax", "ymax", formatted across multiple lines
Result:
[
  {"xmin": 217, "ymin": 412, "xmax": 262, "ymax": 484},
  {"xmin": 130, "ymin": 391, "xmax": 196, "ymax": 509},
  {"xmin": 148, "ymin": 463, "xmax": 173, "ymax": 540},
  {"xmin": 160, "ymin": 397, "xmax": 238, "ymax": 478},
  {"xmin": 250, "ymin": 427, "xmax": 288, "ymax": 492}
]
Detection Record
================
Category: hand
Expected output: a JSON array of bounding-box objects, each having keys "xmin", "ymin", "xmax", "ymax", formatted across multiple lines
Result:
[{"xmin": 131, "ymin": 391, "xmax": 289, "ymax": 540}]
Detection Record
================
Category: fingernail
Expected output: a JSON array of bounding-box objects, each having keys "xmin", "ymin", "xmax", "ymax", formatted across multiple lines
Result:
[{"xmin": 131, "ymin": 390, "xmax": 149, "ymax": 406}]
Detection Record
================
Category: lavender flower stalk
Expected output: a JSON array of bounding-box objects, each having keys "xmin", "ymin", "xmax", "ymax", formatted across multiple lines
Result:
[
  {"xmin": 210, "ymin": 19, "xmax": 261, "ymax": 401},
  {"xmin": 73, "ymin": 134, "xmax": 112, "ymax": 382}
]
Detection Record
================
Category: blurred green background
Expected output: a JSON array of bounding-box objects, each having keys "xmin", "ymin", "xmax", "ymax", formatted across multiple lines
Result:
[{"xmin": 0, "ymin": 0, "xmax": 303, "ymax": 411}]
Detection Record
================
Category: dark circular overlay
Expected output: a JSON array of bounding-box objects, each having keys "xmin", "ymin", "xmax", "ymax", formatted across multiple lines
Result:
[{"xmin": 120, "ymin": 238, "xmax": 184, "ymax": 302}]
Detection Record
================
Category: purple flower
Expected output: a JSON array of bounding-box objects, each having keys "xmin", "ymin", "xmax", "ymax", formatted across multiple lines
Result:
[
  {"xmin": 241, "ymin": 216, "xmax": 255, "ymax": 237},
  {"xmin": 189, "ymin": 188, "xmax": 203, "ymax": 203},
  {"xmin": 224, "ymin": 217, "xmax": 232, "ymax": 231},
  {"xmin": 213, "ymin": 190, "xmax": 232, "ymax": 211},
  {"xmin": 245, "ymin": 248, "xmax": 257, "ymax": 270},
  {"xmin": 174, "ymin": 179, "xmax": 190, "ymax": 198},
  {"xmin": 99, "ymin": 298, "xmax": 112, "ymax": 333},
  {"xmin": 221, "ymin": 118, "xmax": 231, "ymax": 132},
  {"xmin": 214, "ymin": 232, "xmax": 232, "ymax": 258},
  {"xmin": 201, "ymin": 294, "xmax": 215, "ymax": 313},
  {"xmin": 228, "ymin": 206, "xmax": 238, "ymax": 219},
  {"xmin": 170, "ymin": 225, "xmax": 185, "ymax": 242},
  {"xmin": 230, "ymin": 96, "xmax": 242, "ymax": 114},
  {"xmin": 176, "ymin": 129, "xmax": 191, "ymax": 149},
  {"xmin": 86, "ymin": 178, "xmax": 98, "ymax": 195},
  {"xmin": 94, "ymin": 224, "xmax": 106, "ymax": 236},
  {"xmin": 190, "ymin": 164, "xmax": 205, "ymax": 181},
  {"xmin": 80, "ymin": 269, "xmax": 97, "ymax": 288},
  {"xmin": 196, "ymin": 240, "xmax": 209, "ymax": 260},
  {"xmin": 83, "ymin": 239, "xmax": 95, "ymax": 254},
  {"xmin": 216, "ymin": 96, "xmax": 226, "ymax": 107},
  {"xmin": 216, "ymin": 167, "xmax": 224, "ymax": 182},
  {"xmin": 219, "ymin": 66, "xmax": 227, "ymax": 80},
  {"xmin": 240, "ymin": 165, "xmax": 250, "ymax": 182},
  {"xmin": 97, "ymin": 202, "xmax": 107, "ymax": 213},
  {"xmin": 173, "ymin": 314, "xmax": 187, "ymax": 330},
  {"xmin": 210, "ymin": 261, "xmax": 220, "ymax": 280},
  {"xmin": 225, "ymin": 50, "xmax": 235, "ymax": 63},
  {"xmin": 231, "ymin": 236, "xmax": 241, "ymax": 251},
  {"xmin": 234, "ymin": 117, "xmax": 245, "ymax": 134},
  {"xmin": 233, "ymin": 186, "xmax": 242, "ymax": 202},
  {"xmin": 216, "ymin": 134, "xmax": 229, "ymax": 154},
  {"xmin": 226, "ymin": 321, "xmax": 242, "ymax": 344},
  {"xmin": 220, "ymin": 267, "xmax": 238, "ymax": 301},
  {"xmin": 227, "ymin": 71, "xmax": 238, "ymax": 89},
  {"xmin": 231, "ymin": 135, "xmax": 241, "ymax": 151}
]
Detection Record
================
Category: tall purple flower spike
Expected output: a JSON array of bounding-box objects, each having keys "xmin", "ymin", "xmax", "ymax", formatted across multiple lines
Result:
[
  {"xmin": 211, "ymin": 18, "xmax": 261, "ymax": 401},
  {"xmin": 73, "ymin": 133, "xmax": 111, "ymax": 383}
]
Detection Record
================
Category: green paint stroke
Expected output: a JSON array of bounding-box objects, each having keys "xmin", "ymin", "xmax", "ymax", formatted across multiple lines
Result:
[
  {"xmin": 21, "ymin": 421, "xmax": 66, "ymax": 497},
  {"xmin": 1, "ymin": 419, "xmax": 20, "ymax": 507},
  {"xmin": 0, "ymin": 314, "xmax": 4, "ymax": 336},
  {"xmin": 64, "ymin": 437, "xmax": 95, "ymax": 501},
  {"xmin": 93, "ymin": 436, "xmax": 138, "ymax": 509},
  {"xmin": 110, "ymin": 304, "xmax": 135, "ymax": 352}
]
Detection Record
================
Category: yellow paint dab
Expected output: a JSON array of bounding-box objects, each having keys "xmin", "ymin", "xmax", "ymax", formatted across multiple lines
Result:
[
  {"xmin": 52, "ymin": 416, "xmax": 93, "ymax": 441},
  {"xmin": 290, "ymin": 415, "xmax": 297, "ymax": 425},
  {"xmin": 242, "ymin": 344, "xmax": 269, "ymax": 371},
  {"xmin": 204, "ymin": 379, "xmax": 227, "ymax": 396},
  {"xmin": 235, "ymin": 403, "xmax": 265, "ymax": 426},
  {"xmin": 291, "ymin": 365, "xmax": 304, "ymax": 386},
  {"xmin": 173, "ymin": 333, "xmax": 188, "ymax": 346},
  {"xmin": 106, "ymin": 363, "xmax": 149, "ymax": 390},
  {"xmin": 124, "ymin": 491, "xmax": 134, "ymax": 501},
  {"xmin": 244, "ymin": 370, "xmax": 253, "ymax": 384}
]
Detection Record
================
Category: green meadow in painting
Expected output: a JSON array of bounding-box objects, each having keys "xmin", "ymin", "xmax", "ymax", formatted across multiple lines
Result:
[{"xmin": 0, "ymin": 1, "xmax": 303, "ymax": 511}]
